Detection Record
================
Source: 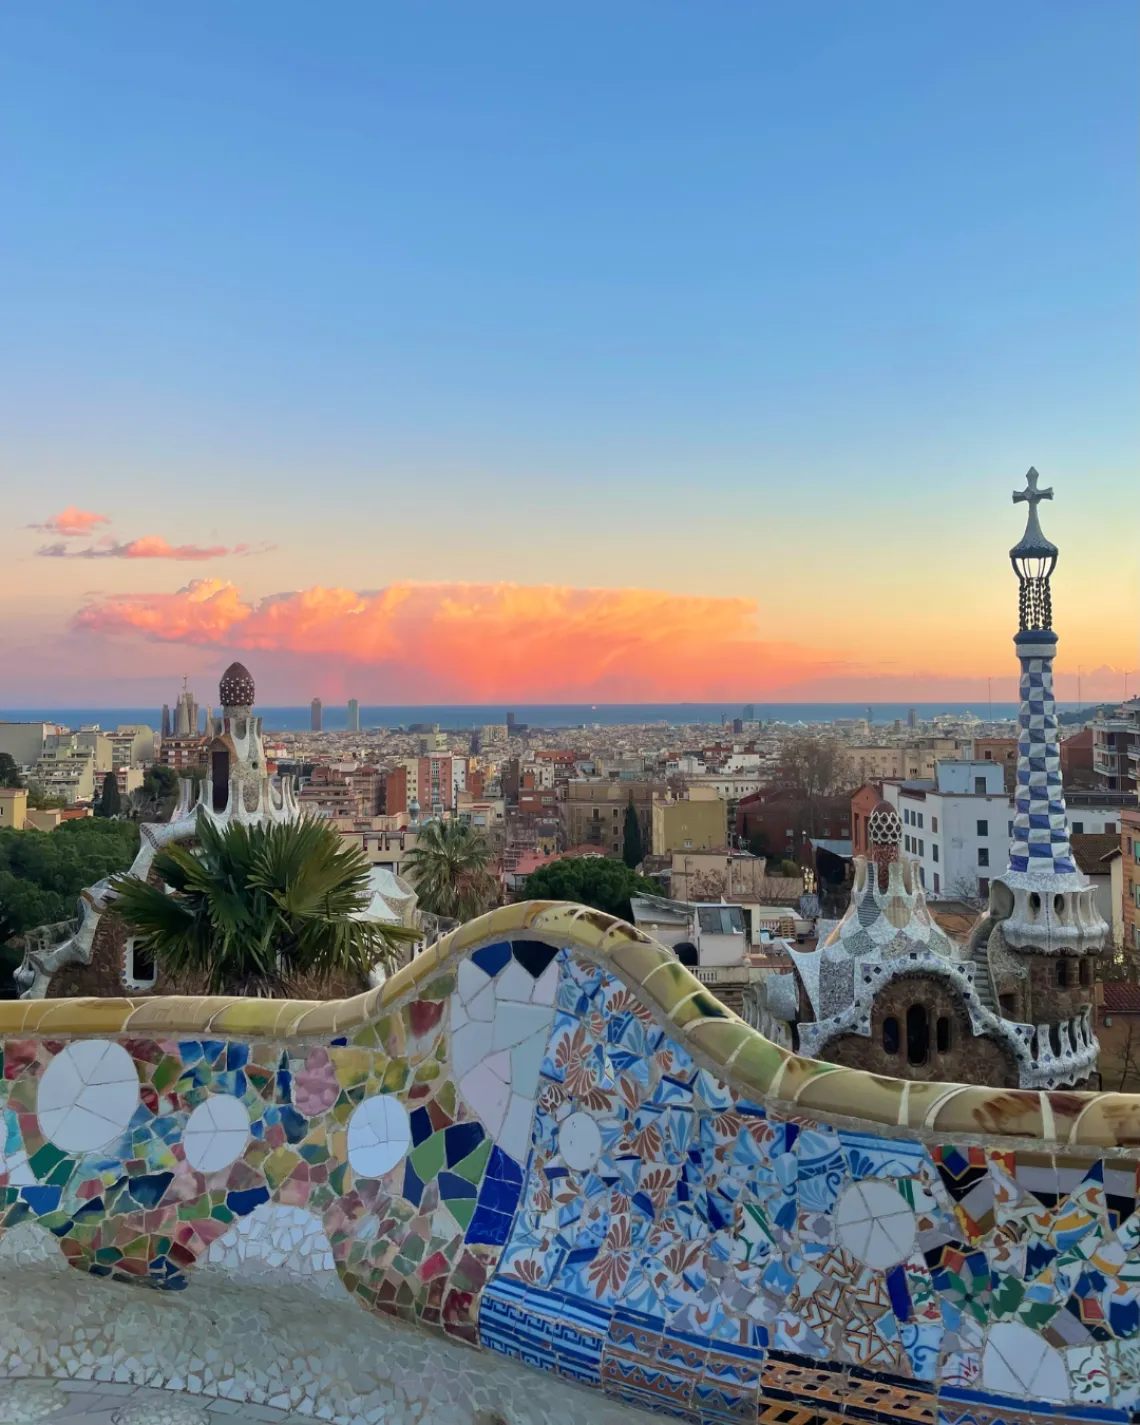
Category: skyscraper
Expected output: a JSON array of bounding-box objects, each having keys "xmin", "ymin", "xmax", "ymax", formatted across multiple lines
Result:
[
  {"xmin": 346, "ymin": 699, "xmax": 360, "ymax": 732},
  {"xmin": 907, "ymin": 707, "xmax": 917, "ymax": 729},
  {"xmin": 311, "ymin": 698, "xmax": 323, "ymax": 732}
]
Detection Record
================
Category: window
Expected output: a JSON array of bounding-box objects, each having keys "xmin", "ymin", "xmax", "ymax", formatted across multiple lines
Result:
[
  {"xmin": 906, "ymin": 1005, "xmax": 929, "ymax": 1066},
  {"xmin": 919, "ymin": 866, "xmax": 925, "ymax": 887},
  {"xmin": 932, "ymin": 845, "xmax": 939, "ymax": 863},
  {"xmin": 978, "ymin": 877, "xmax": 990, "ymax": 896},
  {"xmin": 933, "ymin": 872, "xmax": 940, "ymax": 893},
  {"xmin": 984, "ymin": 750, "xmax": 992, "ymax": 760},
  {"xmin": 936, "ymin": 1016, "xmax": 951, "ymax": 1053},
  {"xmin": 978, "ymin": 848, "xmax": 989, "ymax": 867},
  {"xmin": 903, "ymin": 809, "xmax": 910, "ymax": 825},
  {"xmin": 1056, "ymin": 959, "xmax": 1069, "ymax": 987},
  {"xmin": 882, "ymin": 1017, "xmax": 900, "ymax": 1055},
  {"xmin": 974, "ymin": 777, "xmax": 986, "ymax": 794},
  {"xmin": 1072, "ymin": 821, "xmax": 1084, "ymax": 834},
  {"xmin": 918, "ymin": 840, "xmax": 924, "ymax": 856},
  {"xmin": 932, "ymin": 816, "xmax": 938, "ymax": 833},
  {"xmin": 683, "ymin": 838, "xmax": 692, "ymax": 848},
  {"xmin": 1079, "ymin": 958, "xmax": 1091, "ymax": 987},
  {"xmin": 124, "ymin": 938, "xmax": 156, "ymax": 990},
  {"xmin": 977, "ymin": 819, "xmax": 989, "ymax": 836}
]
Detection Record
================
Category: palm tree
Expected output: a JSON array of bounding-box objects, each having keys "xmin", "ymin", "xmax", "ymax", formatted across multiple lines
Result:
[
  {"xmin": 404, "ymin": 818, "xmax": 496, "ymax": 922},
  {"xmin": 111, "ymin": 817, "xmax": 414, "ymax": 995}
]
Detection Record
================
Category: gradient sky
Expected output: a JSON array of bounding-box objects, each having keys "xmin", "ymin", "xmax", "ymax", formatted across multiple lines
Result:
[{"xmin": 1, "ymin": 2, "xmax": 1136, "ymax": 705}]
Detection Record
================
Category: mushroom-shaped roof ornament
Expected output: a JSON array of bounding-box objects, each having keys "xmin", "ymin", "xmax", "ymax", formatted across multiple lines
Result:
[{"xmin": 219, "ymin": 661, "xmax": 256, "ymax": 709}]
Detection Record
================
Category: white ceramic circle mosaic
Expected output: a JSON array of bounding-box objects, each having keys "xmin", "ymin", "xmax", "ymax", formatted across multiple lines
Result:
[
  {"xmin": 559, "ymin": 1110, "xmax": 603, "ymax": 1172},
  {"xmin": 833, "ymin": 1180, "xmax": 916, "ymax": 1268},
  {"xmin": 182, "ymin": 1093, "xmax": 251, "ymax": 1172},
  {"xmin": 347, "ymin": 1094, "xmax": 412, "ymax": 1178},
  {"xmin": 36, "ymin": 1039, "xmax": 139, "ymax": 1153},
  {"xmin": 983, "ymin": 1321, "xmax": 1070, "ymax": 1403}
]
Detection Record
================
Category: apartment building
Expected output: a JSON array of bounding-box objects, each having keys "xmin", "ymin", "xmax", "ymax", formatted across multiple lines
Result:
[
  {"xmin": 881, "ymin": 761, "xmax": 1009, "ymax": 900},
  {"xmin": 560, "ymin": 778, "xmax": 662, "ymax": 857},
  {"xmin": 386, "ymin": 754, "xmax": 469, "ymax": 816},
  {"xmin": 1120, "ymin": 808, "xmax": 1140, "ymax": 953},
  {"xmin": 651, "ymin": 787, "xmax": 727, "ymax": 854},
  {"xmin": 1093, "ymin": 703, "xmax": 1140, "ymax": 793}
]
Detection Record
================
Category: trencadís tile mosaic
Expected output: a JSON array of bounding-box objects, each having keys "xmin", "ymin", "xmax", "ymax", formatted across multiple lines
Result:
[{"xmin": 4, "ymin": 926, "xmax": 1140, "ymax": 1424}]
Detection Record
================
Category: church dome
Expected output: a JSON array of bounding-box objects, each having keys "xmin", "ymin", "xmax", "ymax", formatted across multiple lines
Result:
[{"xmin": 219, "ymin": 661, "xmax": 255, "ymax": 708}]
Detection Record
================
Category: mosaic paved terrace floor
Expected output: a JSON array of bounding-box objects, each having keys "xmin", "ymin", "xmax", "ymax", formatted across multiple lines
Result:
[{"xmin": 0, "ymin": 1266, "xmax": 660, "ymax": 1425}]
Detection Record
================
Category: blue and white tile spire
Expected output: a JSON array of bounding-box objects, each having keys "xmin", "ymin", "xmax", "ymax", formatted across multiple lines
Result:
[{"xmin": 1006, "ymin": 468, "xmax": 1075, "ymax": 876}]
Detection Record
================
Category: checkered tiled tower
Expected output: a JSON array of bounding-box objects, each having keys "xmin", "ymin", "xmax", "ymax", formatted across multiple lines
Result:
[
  {"xmin": 1006, "ymin": 468, "xmax": 1075, "ymax": 875},
  {"xmin": 1008, "ymin": 645, "xmax": 1075, "ymax": 874}
]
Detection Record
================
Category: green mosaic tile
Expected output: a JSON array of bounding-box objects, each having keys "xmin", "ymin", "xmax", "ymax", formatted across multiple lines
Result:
[
  {"xmin": 451, "ymin": 1139, "xmax": 492, "ymax": 1186},
  {"xmin": 151, "ymin": 1054, "xmax": 182, "ymax": 1093},
  {"xmin": 409, "ymin": 1133, "xmax": 446, "ymax": 1183},
  {"xmin": 422, "ymin": 973, "xmax": 455, "ymax": 1001},
  {"xmin": 445, "ymin": 1198, "xmax": 476, "ymax": 1230}
]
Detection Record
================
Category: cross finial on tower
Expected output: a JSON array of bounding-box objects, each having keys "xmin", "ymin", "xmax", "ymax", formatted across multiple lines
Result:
[{"xmin": 1012, "ymin": 466, "xmax": 1053, "ymax": 510}]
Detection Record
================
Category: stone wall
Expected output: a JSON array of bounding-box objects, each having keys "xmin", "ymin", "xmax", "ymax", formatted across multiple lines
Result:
[
  {"xmin": 820, "ymin": 971, "xmax": 1020, "ymax": 1086},
  {"xmin": 2, "ymin": 901, "xmax": 1140, "ymax": 1425}
]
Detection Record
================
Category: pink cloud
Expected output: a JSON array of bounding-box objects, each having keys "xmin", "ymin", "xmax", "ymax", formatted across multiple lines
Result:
[
  {"xmin": 30, "ymin": 506, "xmax": 111, "ymax": 536},
  {"xmin": 36, "ymin": 537, "xmax": 275, "ymax": 561},
  {"xmin": 70, "ymin": 578, "xmax": 864, "ymax": 700}
]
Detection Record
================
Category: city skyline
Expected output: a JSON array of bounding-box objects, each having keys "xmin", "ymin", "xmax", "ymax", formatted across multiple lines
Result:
[{"xmin": 2, "ymin": 3, "xmax": 1136, "ymax": 703}]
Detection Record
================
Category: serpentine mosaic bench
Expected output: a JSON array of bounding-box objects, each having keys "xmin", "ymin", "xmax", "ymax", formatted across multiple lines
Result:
[{"xmin": 3, "ymin": 900, "xmax": 1140, "ymax": 1425}]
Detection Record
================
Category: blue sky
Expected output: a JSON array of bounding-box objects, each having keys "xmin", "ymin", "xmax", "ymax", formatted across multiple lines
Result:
[{"xmin": 1, "ymin": 2, "xmax": 1136, "ymax": 701}]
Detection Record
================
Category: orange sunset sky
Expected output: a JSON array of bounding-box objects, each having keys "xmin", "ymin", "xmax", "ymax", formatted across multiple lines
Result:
[{"xmin": 1, "ymin": 7, "xmax": 1136, "ymax": 707}]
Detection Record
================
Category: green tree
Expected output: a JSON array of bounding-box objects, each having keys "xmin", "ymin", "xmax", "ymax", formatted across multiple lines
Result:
[
  {"xmin": 25, "ymin": 785, "xmax": 66, "ymax": 811},
  {"xmin": 622, "ymin": 796, "xmax": 644, "ymax": 869},
  {"xmin": 404, "ymin": 819, "xmax": 496, "ymax": 922},
  {"xmin": 524, "ymin": 856, "xmax": 660, "ymax": 922},
  {"xmin": 112, "ymin": 818, "xmax": 412, "ymax": 995},
  {"xmin": 0, "ymin": 754, "xmax": 23, "ymax": 789},
  {"xmin": 0, "ymin": 818, "xmax": 141, "ymax": 994},
  {"xmin": 96, "ymin": 771, "xmax": 122, "ymax": 819}
]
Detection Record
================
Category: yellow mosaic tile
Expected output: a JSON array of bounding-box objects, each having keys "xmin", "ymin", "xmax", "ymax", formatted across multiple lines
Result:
[
  {"xmin": 290, "ymin": 1000, "xmax": 352, "ymax": 1038},
  {"xmin": 931, "ymin": 1085, "xmax": 1047, "ymax": 1139},
  {"xmin": 794, "ymin": 1066, "xmax": 905, "ymax": 1127},
  {"xmin": 122, "ymin": 995, "xmax": 244, "ymax": 1032},
  {"xmin": 28, "ymin": 998, "xmax": 138, "ymax": 1035},
  {"xmin": 605, "ymin": 936, "xmax": 674, "ymax": 987},
  {"xmin": 684, "ymin": 1017, "xmax": 754, "ymax": 1062},
  {"xmin": 1070, "ymin": 1094, "xmax": 1140, "ymax": 1148},
  {"xmin": 728, "ymin": 1034, "xmax": 793, "ymax": 1098},
  {"xmin": 640, "ymin": 958, "xmax": 701, "ymax": 1005}
]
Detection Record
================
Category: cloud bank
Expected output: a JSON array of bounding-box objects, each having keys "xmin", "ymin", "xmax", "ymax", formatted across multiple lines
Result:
[
  {"xmin": 30, "ymin": 507, "xmax": 111, "ymax": 536},
  {"xmin": 37, "ymin": 537, "xmax": 275, "ymax": 561},
  {"xmin": 71, "ymin": 578, "xmax": 850, "ymax": 699}
]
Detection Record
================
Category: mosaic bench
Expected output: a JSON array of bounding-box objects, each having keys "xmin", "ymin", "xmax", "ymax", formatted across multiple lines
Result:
[{"xmin": 2, "ymin": 900, "xmax": 1140, "ymax": 1425}]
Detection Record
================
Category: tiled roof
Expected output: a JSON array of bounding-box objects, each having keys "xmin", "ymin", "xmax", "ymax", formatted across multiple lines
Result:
[
  {"xmin": 1102, "ymin": 981, "xmax": 1140, "ymax": 1013},
  {"xmin": 1070, "ymin": 832, "xmax": 1120, "ymax": 875}
]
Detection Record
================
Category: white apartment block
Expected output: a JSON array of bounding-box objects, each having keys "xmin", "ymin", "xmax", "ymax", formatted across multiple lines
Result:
[{"xmin": 882, "ymin": 761, "xmax": 1009, "ymax": 901}]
